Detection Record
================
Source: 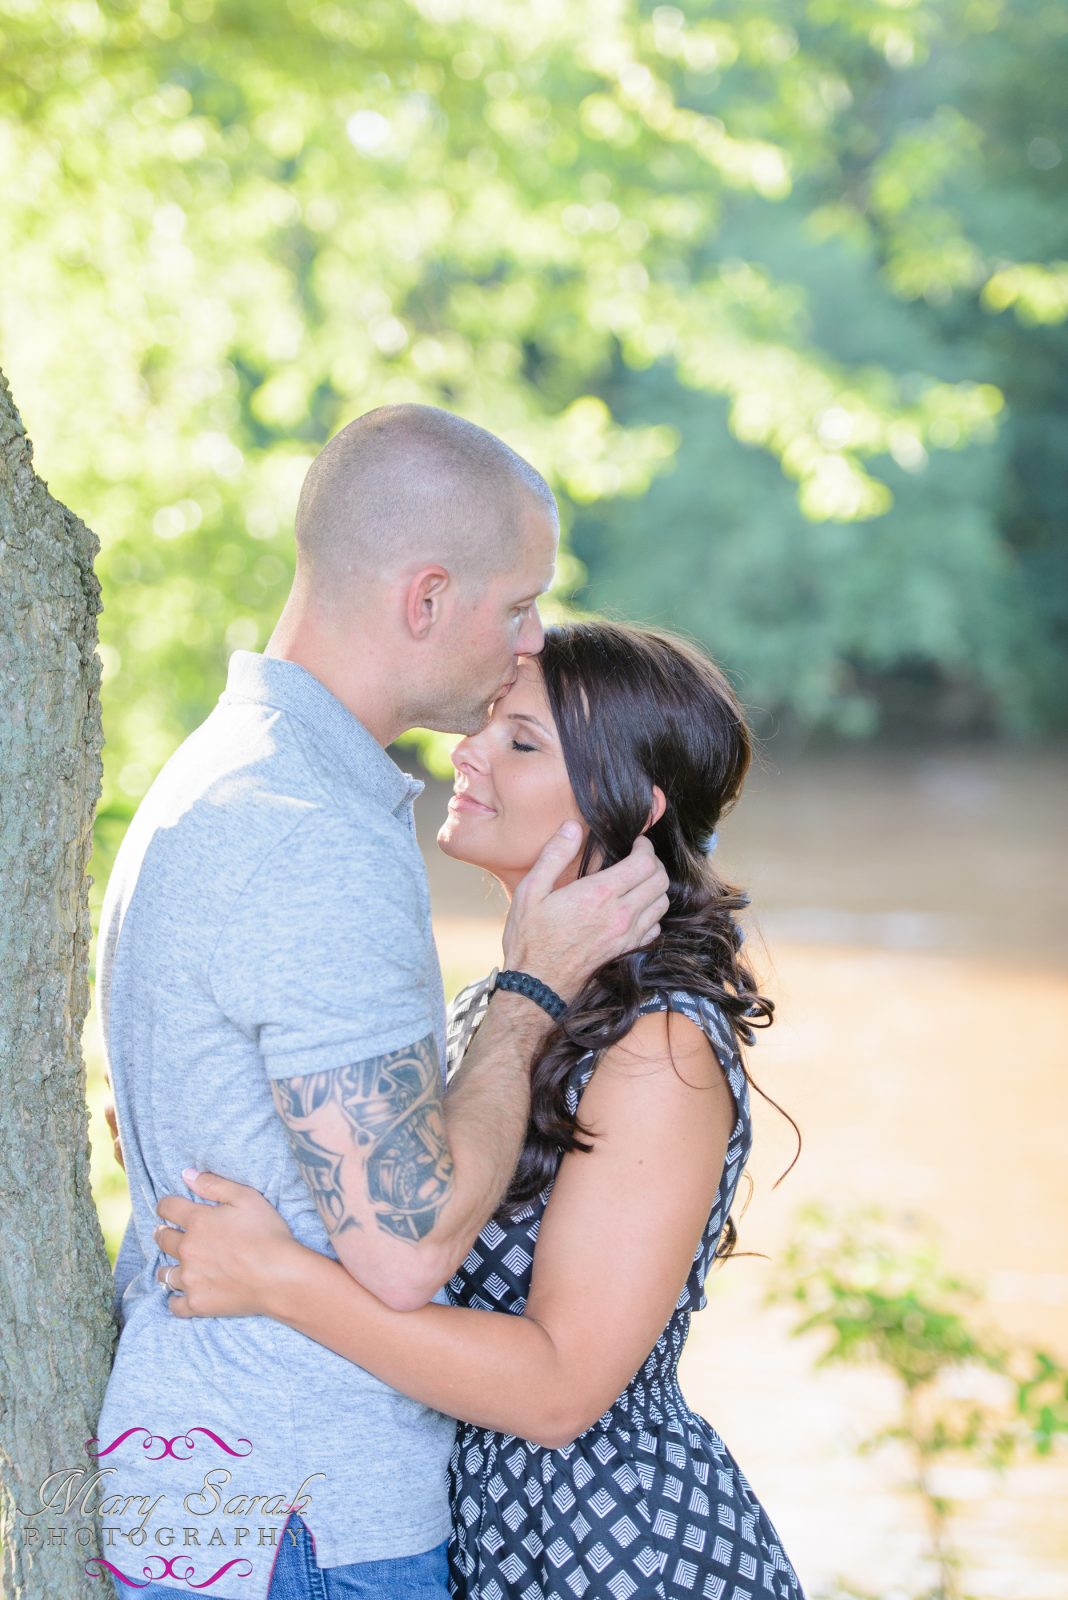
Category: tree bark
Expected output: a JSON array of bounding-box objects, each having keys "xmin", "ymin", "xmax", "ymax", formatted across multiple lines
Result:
[{"xmin": 0, "ymin": 367, "xmax": 115, "ymax": 1598}]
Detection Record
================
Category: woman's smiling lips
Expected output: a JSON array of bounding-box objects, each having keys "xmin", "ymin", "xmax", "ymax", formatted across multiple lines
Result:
[{"xmin": 449, "ymin": 790, "xmax": 497, "ymax": 816}]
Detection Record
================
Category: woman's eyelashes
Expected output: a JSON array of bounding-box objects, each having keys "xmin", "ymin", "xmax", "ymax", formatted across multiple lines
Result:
[{"xmin": 511, "ymin": 738, "xmax": 538, "ymax": 753}]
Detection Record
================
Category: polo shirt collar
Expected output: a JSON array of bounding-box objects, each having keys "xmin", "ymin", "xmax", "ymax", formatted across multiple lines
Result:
[{"xmin": 221, "ymin": 651, "xmax": 423, "ymax": 814}]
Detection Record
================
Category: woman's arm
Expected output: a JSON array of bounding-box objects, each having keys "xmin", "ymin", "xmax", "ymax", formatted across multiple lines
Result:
[{"xmin": 158, "ymin": 1008, "xmax": 735, "ymax": 1450}]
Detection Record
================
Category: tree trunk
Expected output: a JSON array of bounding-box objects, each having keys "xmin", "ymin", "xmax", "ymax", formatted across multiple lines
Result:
[{"xmin": 0, "ymin": 368, "xmax": 115, "ymax": 1598}]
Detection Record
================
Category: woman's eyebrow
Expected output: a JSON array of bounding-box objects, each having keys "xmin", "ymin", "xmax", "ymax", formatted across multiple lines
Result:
[{"xmin": 508, "ymin": 711, "xmax": 554, "ymax": 739}]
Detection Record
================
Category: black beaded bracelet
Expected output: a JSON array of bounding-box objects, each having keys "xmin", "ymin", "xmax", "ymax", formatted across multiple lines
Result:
[{"xmin": 489, "ymin": 968, "xmax": 567, "ymax": 1022}]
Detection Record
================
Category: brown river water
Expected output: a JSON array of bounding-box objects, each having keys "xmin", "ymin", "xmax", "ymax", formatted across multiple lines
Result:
[{"xmin": 87, "ymin": 745, "xmax": 1067, "ymax": 1598}]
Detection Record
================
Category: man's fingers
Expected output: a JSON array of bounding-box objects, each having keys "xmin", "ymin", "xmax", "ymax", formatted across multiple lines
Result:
[
  {"xmin": 593, "ymin": 835, "xmax": 664, "ymax": 898},
  {"xmin": 647, "ymin": 890, "xmax": 672, "ymax": 925},
  {"xmin": 633, "ymin": 891, "xmax": 671, "ymax": 940},
  {"xmin": 503, "ymin": 825, "xmax": 669, "ymax": 996},
  {"xmin": 617, "ymin": 868, "xmax": 670, "ymax": 916},
  {"xmin": 517, "ymin": 822, "xmax": 583, "ymax": 899},
  {"xmin": 621, "ymin": 889, "xmax": 670, "ymax": 952}
]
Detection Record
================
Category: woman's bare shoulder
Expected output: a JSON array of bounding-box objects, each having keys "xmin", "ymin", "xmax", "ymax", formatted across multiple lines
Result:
[{"xmin": 592, "ymin": 1002, "xmax": 731, "ymax": 1100}]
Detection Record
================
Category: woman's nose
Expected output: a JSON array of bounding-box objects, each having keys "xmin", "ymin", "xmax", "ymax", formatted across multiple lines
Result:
[{"xmin": 452, "ymin": 735, "xmax": 488, "ymax": 775}]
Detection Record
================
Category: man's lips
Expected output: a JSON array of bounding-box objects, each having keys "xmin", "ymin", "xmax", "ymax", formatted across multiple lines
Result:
[{"xmin": 449, "ymin": 792, "xmax": 497, "ymax": 816}]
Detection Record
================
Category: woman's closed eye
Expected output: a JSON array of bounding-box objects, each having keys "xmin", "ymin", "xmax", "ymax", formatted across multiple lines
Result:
[{"xmin": 511, "ymin": 739, "xmax": 538, "ymax": 753}]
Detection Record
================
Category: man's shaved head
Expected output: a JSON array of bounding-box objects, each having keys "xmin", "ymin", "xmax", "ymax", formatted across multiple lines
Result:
[{"xmin": 294, "ymin": 403, "xmax": 557, "ymax": 594}]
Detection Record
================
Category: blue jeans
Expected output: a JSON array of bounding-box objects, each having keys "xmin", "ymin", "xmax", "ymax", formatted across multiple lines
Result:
[{"xmin": 108, "ymin": 1515, "xmax": 450, "ymax": 1599}]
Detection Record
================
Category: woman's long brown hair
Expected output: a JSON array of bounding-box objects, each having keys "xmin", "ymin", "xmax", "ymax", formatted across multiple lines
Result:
[{"xmin": 495, "ymin": 621, "xmax": 801, "ymax": 1260}]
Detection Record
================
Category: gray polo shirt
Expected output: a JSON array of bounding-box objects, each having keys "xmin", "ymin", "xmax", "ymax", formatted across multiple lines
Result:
[{"xmin": 95, "ymin": 651, "xmax": 453, "ymax": 1598}]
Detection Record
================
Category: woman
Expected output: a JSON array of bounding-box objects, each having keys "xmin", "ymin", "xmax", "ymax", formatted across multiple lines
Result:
[{"xmin": 153, "ymin": 621, "xmax": 805, "ymax": 1600}]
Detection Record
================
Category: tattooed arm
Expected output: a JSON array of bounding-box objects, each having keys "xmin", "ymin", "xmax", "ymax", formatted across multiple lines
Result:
[
  {"xmin": 269, "ymin": 1003, "xmax": 546, "ymax": 1311},
  {"xmin": 160, "ymin": 1009, "xmax": 734, "ymax": 1447},
  {"xmin": 271, "ymin": 1039, "xmax": 451, "ymax": 1245},
  {"xmin": 266, "ymin": 825, "xmax": 669, "ymax": 1311}
]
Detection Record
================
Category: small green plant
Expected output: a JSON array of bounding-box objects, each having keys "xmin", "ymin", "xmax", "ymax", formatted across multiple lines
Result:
[{"xmin": 765, "ymin": 1204, "xmax": 1068, "ymax": 1600}]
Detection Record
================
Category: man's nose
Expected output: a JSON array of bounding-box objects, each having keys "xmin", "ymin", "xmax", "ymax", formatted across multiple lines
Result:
[{"xmin": 518, "ymin": 604, "xmax": 545, "ymax": 656}]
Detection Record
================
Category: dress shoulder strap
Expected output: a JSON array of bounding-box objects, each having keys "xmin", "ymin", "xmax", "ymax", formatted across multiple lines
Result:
[
  {"xmin": 569, "ymin": 988, "xmax": 749, "ymax": 1124},
  {"xmin": 445, "ymin": 974, "xmax": 495, "ymax": 1079}
]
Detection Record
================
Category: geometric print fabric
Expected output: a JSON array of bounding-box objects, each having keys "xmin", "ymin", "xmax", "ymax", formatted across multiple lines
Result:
[{"xmin": 444, "ymin": 980, "xmax": 807, "ymax": 1599}]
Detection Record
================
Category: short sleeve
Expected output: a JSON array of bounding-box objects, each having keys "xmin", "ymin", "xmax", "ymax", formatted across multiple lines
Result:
[{"xmin": 209, "ymin": 811, "xmax": 435, "ymax": 1079}]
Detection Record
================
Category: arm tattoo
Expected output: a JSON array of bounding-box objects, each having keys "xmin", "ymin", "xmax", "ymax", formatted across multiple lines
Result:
[
  {"xmin": 272, "ymin": 1035, "xmax": 454, "ymax": 1245},
  {"xmin": 270, "ymin": 1083, "xmax": 351, "ymax": 1233}
]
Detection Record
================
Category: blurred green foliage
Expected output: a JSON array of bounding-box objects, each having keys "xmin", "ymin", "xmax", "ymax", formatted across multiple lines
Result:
[
  {"xmin": 574, "ymin": 1, "xmax": 1068, "ymax": 741},
  {"xmin": 1, "ymin": 0, "xmax": 1065, "ymax": 887},
  {"xmin": 767, "ymin": 1203, "xmax": 1068, "ymax": 1600}
]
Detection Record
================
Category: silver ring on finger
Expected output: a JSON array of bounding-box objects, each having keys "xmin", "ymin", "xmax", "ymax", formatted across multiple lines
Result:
[{"xmin": 163, "ymin": 1265, "xmax": 178, "ymax": 1293}]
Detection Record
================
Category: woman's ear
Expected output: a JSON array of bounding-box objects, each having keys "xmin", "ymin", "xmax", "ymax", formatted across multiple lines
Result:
[{"xmin": 643, "ymin": 785, "xmax": 667, "ymax": 833}]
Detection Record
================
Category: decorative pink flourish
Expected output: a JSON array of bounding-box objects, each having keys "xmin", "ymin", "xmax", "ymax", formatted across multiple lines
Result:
[
  {"xmin": 85, "ymin": 1426, "xmax": 253, "ymax": 1460},
  {"xmin": 159, "ymin": 1556, "xmax": 255, "ymax": 1588},
  {"xmin": 85, "ymin": 1427, "xmax": 153, "ymax": 1459},
  {"xmin": 84, "ymin": 1555, "xmax": 156, "ymax": 1588},
  {"xmin": 85, "ymin": 1555, "xmax": 254, "ymax": 1588}
]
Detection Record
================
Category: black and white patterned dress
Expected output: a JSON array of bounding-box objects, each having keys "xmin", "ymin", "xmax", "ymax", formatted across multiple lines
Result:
[{"xmin": 443, "ymin": 978, "xmax": 807, "ymax": 1600}]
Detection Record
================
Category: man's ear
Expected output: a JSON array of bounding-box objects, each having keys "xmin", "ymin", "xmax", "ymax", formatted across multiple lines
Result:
[
  {"xmin": 643, "ymin": 785, "xmax": 667, "ymax": 833},
  {"xmin": 404, "ymin": 566, "xmax": 451, "ymax": 639}
]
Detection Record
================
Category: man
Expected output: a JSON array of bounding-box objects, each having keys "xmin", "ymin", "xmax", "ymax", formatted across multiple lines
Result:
[{"xmin": 96, "ymin": 405, "xmax": 669, "ymax": 1599}]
